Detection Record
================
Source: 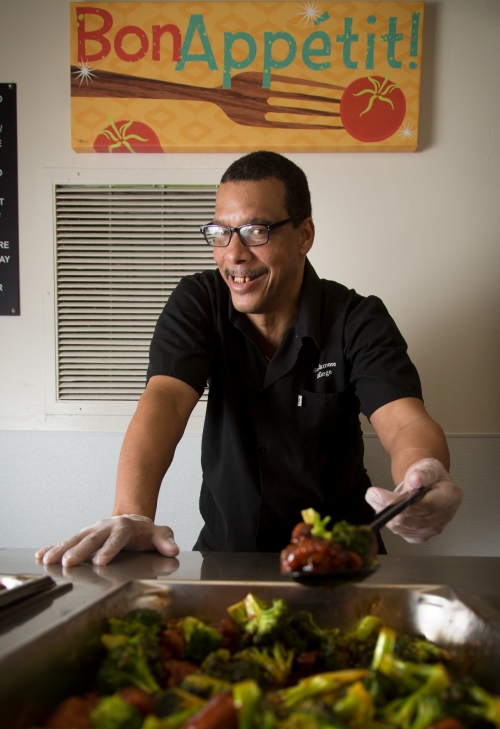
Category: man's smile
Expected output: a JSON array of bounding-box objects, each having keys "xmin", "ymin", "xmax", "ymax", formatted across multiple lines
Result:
[{"xmin": 226, "ymin": 268, "xmax": 268, "ymax": 287}]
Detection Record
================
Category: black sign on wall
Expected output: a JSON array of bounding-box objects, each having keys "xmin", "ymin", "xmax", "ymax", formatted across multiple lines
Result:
[{"xmin": 0, "ymin": 83, "xmax": 20, "ymax": 315}]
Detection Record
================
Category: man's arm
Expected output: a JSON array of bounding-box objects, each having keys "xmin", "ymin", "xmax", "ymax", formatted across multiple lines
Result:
[
  {"xmin": 368, "ymin": 397, "xmax": 463, "ymax": 543},
  {"xmin": 113, "ymin": 375, "xmax": 200, "ymax": 518},
  {"xmin": 370, "ymin": 397, "xmax": 450, "ymax": 483},
  {"xmin": 36, "ymin": 375, "xmax": 200, "ymax": 566}
]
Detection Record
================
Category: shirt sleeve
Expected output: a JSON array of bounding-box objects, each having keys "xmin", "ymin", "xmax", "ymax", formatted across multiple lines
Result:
[
  {"xmin": 344, "ymin": 294, "xmax": 423, "ymax": 420},
  {"xmin": 147, "ymin": 273, "xmax": 215, "ymax": 397}
]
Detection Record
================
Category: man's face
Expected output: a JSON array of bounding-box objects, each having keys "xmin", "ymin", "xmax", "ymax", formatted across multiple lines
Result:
[{"xmin": 212, "ymin": 177, "xmax": 314, "ymax": 316}]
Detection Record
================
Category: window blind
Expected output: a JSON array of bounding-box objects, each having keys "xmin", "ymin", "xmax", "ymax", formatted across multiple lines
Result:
[{"xmin": 55, "ymin": 184, "xmax": 217, "ymax": 401}]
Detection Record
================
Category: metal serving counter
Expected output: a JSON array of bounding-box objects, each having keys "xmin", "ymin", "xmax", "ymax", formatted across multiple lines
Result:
[
  {"xmin": 1, "ymin": 549, "xmax": 500, "ymax": 661},
  {"xmin": 0, "ymin": 548, "xmax": 500, "ymax": 728}
]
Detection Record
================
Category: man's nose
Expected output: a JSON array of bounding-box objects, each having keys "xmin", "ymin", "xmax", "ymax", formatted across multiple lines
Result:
[{"xmin": 225, "ymin": 230, "xmax": 252, "ymax": 258}]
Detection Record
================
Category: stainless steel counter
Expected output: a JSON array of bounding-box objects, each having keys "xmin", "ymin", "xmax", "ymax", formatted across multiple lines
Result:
[{"xmin": 1, "ymin": 548, "xmax": 500, "ymax": 659}]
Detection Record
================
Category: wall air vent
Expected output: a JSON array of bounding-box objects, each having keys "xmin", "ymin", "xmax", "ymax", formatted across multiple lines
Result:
[{"xmin": 55, "ymin": 184, "xmax": 217, "ymax": 401}]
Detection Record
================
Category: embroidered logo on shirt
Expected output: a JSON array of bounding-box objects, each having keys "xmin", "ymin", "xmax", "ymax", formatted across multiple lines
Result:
[{"xmin": 313, "ymin": 362, "xmax": 336, "ymax": 379}]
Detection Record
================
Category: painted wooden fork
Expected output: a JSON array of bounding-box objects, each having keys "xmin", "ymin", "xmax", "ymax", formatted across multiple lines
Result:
[{"xmin": 71, "ymin": 67, "xmax": 345, "ymax": 130}]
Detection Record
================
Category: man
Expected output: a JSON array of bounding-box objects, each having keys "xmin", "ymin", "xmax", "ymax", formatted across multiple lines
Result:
[{"xmin": 37, "ymin": 151, "xmax": 462, "ymax": 567}]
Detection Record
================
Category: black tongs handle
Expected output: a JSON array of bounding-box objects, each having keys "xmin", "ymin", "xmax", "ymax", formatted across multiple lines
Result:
[{"xmin": 369, "ymin": 485, "xmax": 432, "ymax": 533}]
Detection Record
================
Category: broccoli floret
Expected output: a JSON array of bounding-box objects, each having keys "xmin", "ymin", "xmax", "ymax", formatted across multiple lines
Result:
[
  {"xmin": 201, "ymin": 648, "xmax": 265, "ymax": 685},
  {"xmin": 226, "ymin": 594, "xmax": 290, "ymax": 647},
  {"xmin": 373, "ymin": 627, "xmax": 450, "ymax": 693},
  {"xmin": 244, "ymin": 593, "xmax": 269, "ymax": 621},
  {"xmin": 153, "ymin": 686, "xmax": 204, "ymax": 717},
  {"xmin": 234, "ymin": 644, "xmax": 295, "ymax": 686},
  {"xmin": 267, "ymin": 643, "xmax": 295, "ymax": 686},
  {"xmin": 101, "ymin": 634, "xmax": 130, "ymax": 651},
  {"xmin": 411, "ymin": 695, "xmax": 446, "ymax": 729},
  {"xmin": 228, "ymin": 594, "xmax": 267, "ymax": 629},
  {"xmin": 375, "ymin": 693, "xmax": 445, "ymax": 729},
  {"xmin": 364, "ymin": 668, "xmax": 407, "ymax": 707},
  {"xmin": 462, "ymin": 684, "xmax": 500, "ymax": 726},
  {"xmin": 332, "ymin": 680, "xmax": 375, "ymax": 725},
  {"xmin": 276, "ymin": 669, "xmax": 368, "ymax": 709},
  {"xmin": 301, "ymin": 508, "xmax": 334, "ymax": 540},
  {"xmin": 180, "ymin": 672, "xmax": 232, "ymax": 699},
  {"xmin": 329, "ymin": 521, "xmax": 375, "ymax": 564},
  {"xmin": 101, "ymin": 609, "xmax": 165, "ymax": 662},
  {"xmin": 279, "ymin": 709, "xmax": 347, "ymax": 729},
  {"xmin": 108, "ymin": 608, "xmax": 164, "ymax": 643},
  {"xmin": 200, "ymin": 643, "xmax": 293, "ymax": 687},
  {"xmin": 395, "ymin": 635, "xmax": 452, "ymax": 664},
  {"xmin": 175, "ymin": 616, "xmax": 223, "ymax": 663},
  {"xmin": 381, "ymin": 663, "xmax": 451, "ymax": 729},
  {"xmin": 141, "ymin": 708, "xmax": 201, "ymax": 729},
  {"xmin": 227, "ymin": 594, "xmax": 323, "ymax": 654},
  {"xmin": 372, "ymin": 627, "xmax": 397, "ymax": 671},
  {"xmin": 320, "ymin": 630, "xmax": 355, "ymax": 672},
  {"xmin": 259, "ymin": 710, "xmax": 278, "ymax": 729},
  {"xmin": 383, "ymin": 694, "xmax": 431, "ymax": 729},
  {"xmin": 353, "ymin": 616, "xmax": 384, "ymax": 642},
  {"xmin": 246, "ymin": 596, "xmax": 290, "ymax": 646},
  {"xmin": 233, "ymin": 679, "xmax": 262, "ymax": 729},
  {"xmin": 377, "ymin": 654, "xmax": 425, "ymax": 694},
  {"xmin": 320, "ymin": 618, "xmax": 382, "ymax": 671},
  {"xmin": 89, "ymin": 694, "xmax": 143, "ymax": 729},
  {"xmin": 284, "ymin": 612, "xmax": 325, "ymax": 654},
  {"xmin": 279, "ymin": 710, "xmax": 346, "ymax": 728},
  {"xmin": 441, "ymin": 681, "xmax": 500, "ymax": 728},
  {"xmin": 365, "ymin": 625, "xmax": 451, "ymax": 717},
  {"xmin": 97, "ymin": 640, "xmax": 161, "ymax": 695},
  {"xmin": 200, "ymin": 648, "xmax": 236, "ymax": 679}
]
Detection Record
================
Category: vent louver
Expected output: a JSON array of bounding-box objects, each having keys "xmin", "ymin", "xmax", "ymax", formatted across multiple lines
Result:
[{"xmin": 55, "ymin": 184, "xmax": 217, "ymax": 401}]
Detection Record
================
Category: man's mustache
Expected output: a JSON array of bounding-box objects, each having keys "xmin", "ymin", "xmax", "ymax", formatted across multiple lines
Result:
[{"xmin": 224, "ymin": 266, "xmax": 268, "ymax": 280}]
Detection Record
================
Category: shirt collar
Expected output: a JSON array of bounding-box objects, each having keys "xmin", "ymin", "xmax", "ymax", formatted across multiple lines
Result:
[{"xmin": 295, "ymin": 257, "xmax": 322, "ymax": 350}]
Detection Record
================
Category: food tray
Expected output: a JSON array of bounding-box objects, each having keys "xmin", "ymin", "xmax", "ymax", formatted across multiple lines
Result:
[
  {"xmin": 1, "ymin": 581, "xmax": 500, "ymax": 729},
  {"xmin": 0, "ymin": 573, "xmax": 56, "ymax": 609}
]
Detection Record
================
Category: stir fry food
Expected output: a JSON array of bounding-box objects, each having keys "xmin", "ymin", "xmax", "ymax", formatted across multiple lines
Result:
[
  {"xmin": 40, "ymin": 593, "xmax": 500, "ymax": 729},
  {"xmin": 280, "ymin": 509, "xmax": 379, "ymax": 575}
]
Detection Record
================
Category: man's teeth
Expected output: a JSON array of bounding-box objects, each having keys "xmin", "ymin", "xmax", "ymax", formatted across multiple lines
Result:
[{"xmin": 234, "ymin": 276, "xmax": 252, "ymax": 284}]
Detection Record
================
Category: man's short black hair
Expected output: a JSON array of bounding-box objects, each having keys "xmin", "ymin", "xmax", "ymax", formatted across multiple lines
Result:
[{"xmin": 220, "ymin": 151, "xmax": 312, "ymax": 220}]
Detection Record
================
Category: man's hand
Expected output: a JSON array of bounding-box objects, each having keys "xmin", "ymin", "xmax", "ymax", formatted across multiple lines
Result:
[
  {"xmin": 36, "ymin": 376, "xmax": 197, "ymax": 568},
  {"xmin": 365, "ymin": 457, "xmax": 463, "ymax": 543},
  {"xmin": 35, "ymin": 514, "xmax": 179, "ymax": 567}
]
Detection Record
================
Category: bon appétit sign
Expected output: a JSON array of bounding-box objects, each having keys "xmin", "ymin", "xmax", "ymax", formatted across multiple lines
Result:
[{"xmin": 70, "ymin": 2, "xmax": 424, "ymax": 153}]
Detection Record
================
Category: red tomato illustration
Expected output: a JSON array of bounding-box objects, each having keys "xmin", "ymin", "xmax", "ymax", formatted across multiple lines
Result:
[
  {"xmin": 340, "ymin": 76, "xmax": 406, "ymax": 143},
  {"xmin": 93, "ymin": 119, "xmax": 164, "ymax": 153}
]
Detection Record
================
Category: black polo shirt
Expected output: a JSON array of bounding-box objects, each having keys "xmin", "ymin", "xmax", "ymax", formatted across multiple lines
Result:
[{"xmin": 148, "ymin": 259, "xmax": 422, "ymax": 552}]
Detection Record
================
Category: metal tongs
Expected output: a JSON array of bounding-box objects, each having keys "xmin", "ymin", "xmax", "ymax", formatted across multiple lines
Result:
[{"xmin": 287, "ymin": 485, "xmax": 432, "ymax": 587}]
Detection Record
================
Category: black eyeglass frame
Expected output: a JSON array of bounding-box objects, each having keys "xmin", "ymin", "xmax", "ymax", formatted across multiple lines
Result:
[{"xmin": 199, "ymin": 215, "xmax": 305, "ymax": 247}]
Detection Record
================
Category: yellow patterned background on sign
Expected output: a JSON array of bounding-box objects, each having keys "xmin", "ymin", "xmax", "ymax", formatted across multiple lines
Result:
[{"xmin": 70, "ymin": 2, "xmax": 424, "ymax": 152}]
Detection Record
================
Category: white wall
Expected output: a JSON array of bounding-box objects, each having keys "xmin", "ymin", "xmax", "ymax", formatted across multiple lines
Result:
[
  {"xmin": 1, "ymin": 431, "xmax": 499, "ymax": 555},
  {"xmin": 0, "ymin": 0, "xmax": 499, "ymax": 554}
]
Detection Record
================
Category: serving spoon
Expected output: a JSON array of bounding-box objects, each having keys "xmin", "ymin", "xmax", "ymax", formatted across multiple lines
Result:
[{"xmin": 285, "ymin": 485, "xmax": 432, "ymax": 587}]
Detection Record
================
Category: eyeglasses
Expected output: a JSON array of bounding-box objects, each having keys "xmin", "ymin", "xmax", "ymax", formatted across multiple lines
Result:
[{"xmin": 199, "ymin": 215, "xmax": 305, "ymax": 247}]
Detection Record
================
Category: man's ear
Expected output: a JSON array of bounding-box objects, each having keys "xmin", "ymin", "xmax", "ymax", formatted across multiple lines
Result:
[{"xmin": 299, "ymin": 217, "xmax": 315, "ymax": 256}]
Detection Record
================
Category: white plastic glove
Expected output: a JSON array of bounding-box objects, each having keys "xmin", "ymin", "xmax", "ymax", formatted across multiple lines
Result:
[
  {"xmin": 35, "ymin": 514, "xmax": 179, "ymax": 567},
  {"xmin": 365, "ymin": 458, "xmax": 463, "ymax": 543}
]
